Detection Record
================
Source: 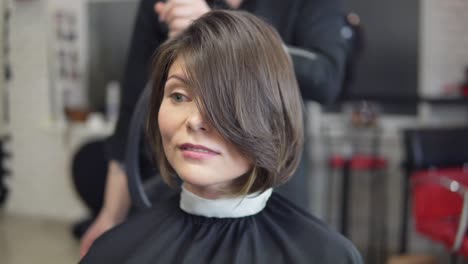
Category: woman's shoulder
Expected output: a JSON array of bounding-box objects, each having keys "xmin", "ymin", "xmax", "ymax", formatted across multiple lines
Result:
[
  {"xmin": 81, "ymin": 193, "xmax": 362, "ymax": 264},
  {"xmin": 263, "ymin": 193, "xmax": 363, "ymax": 264},
  {"xmin": 80, "ymin": 196, "xmax": 180, "ymax": 263}
]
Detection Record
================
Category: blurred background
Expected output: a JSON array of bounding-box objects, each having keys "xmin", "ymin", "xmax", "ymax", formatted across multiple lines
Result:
[{"xmin": 1, "ymin": 0, "xmax": 468, "ymax": 263}]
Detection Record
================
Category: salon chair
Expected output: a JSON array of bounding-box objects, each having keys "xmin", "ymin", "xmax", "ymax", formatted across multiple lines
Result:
[
  {"xmin": 125, "ymin": 85, "xmax": 159, "ymax": 209},
  {"xmin": 72, "ymin": 140, "xmax": 108, "ymax": 216},
  {"xmin": 400, "ymin": 126, "xmax": 468, "ymax": 263},
  {"xmin": 70, "ymin": 139, "xmax": 109, "ymax": 239}
]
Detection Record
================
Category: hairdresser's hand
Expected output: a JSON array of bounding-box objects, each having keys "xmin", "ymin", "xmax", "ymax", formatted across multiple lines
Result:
[
  {"xmin": 79, "ymin": 210, "xmax": 120, "ymax": 258},
  {"xmin": 154, "ymin": 0, "xmax": 210, "ymax": 38},
  {"xmin": 80, "ymin": 161, "xmax": 130, "ymax": 258}
]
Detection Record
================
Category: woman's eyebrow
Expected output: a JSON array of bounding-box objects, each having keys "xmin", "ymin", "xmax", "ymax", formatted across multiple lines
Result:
[{"xmin": 166, "ymin": 74, "xmax": 189, "ymax": 85}]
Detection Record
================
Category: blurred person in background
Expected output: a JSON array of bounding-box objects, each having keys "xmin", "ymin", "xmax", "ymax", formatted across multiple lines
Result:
[{"xmin": 79, "ymin": 0, "xmax": 347, "ymax": 257}]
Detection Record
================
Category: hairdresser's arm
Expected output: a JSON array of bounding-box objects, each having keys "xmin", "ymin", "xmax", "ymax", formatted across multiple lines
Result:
[
  {"xmin": 290, "ymin": 0, "xmax": 346, "ymax": 104},
  {"xmin": 106, "ymin": 0, "xmax": 166, "ymax": 161},
  {"xmin": 155, "ymin": 0, "xmax": 210, "ymax": 38},
  {"xmin": 79, "ymin": 161, "xmax": 130, "ymax": 258},
  {"xmin": 81, "ymin": 0, "xmax": 166, "ymax": 258}
]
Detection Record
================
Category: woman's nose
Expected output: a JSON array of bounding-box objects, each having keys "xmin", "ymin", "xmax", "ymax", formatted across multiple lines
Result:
[{"xmin": 186, "ymin": 108, "xmax": 208, "ymax": 132}]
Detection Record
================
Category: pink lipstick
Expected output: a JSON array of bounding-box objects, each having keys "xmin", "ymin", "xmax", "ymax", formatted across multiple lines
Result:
[{"xmin": 179, "ymin": 143, "xmax": 219, "ymax": 160}]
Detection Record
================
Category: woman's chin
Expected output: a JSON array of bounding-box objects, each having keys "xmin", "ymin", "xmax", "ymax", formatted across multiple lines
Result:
[
  {"xmin": 179, "ymin": 174, "xmax": 219, "ymax": 188},
  {"xmin": 178, "ymin": 173, "xmax": 230, "ymax": 192}
]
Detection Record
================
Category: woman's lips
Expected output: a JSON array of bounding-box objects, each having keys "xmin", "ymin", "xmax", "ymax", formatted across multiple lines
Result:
[{"xmin": 179, "ymin": 143, "xmax": 219, "ymax": 160}]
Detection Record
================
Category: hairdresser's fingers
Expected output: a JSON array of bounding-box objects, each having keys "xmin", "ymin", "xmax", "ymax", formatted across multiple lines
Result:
[
  {"xmin": 154, "ymin": 2, "xmax": 166, "ymax": 21},
  {"xmin": 158, "ymin": 0, "xmax": 180, "ymax": 22},
  {"xmin": 164, "ymin": 6, "xmax": 197, "ymax": 25},
  {"xmin": 168, "ymin": 30, "xmax": 178, "ymax": 39},
  {"xmin": 168, "ymin": 17, "xmax": 192, "ymax": 31},
  {"xmin": 168, "ymin": 18, "xmax": 193, "ymax": 38},
  {"xmin": 160, "ymin": 0, "xmax": 209, "ymax": 23},
  {"xmin": 164, "ymin": 0, "xmax": 194, "ymax": 6}
]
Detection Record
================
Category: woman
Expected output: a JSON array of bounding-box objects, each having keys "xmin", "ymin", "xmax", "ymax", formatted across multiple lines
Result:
[
  {"xmin": 80, "ymin": 11, "xmax": 361, "ymax": 263},
  {"xmin": 80, "ymin": 0, "xmax": 347, "ymax": 255}
]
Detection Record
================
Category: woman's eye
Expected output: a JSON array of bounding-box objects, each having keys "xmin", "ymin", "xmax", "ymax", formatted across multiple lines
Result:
[{"xmin": 170, "ymin": 92, "xmax": 190, "ymax": 103}]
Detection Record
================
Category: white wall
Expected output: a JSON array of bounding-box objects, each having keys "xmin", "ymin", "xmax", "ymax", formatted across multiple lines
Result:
[
  {"xmin": 7, "ymin": 0, "xmax": 88, "ymax": 220},
  {"xmin": 0, "ymin": 2, "xmax": 4, "ymax": 133},
  {"xmin": 420, "ymin": 0, "xmax": 468, "ymax": 98},
  {"xmin": 0, "ymin": 0, "xmax": 10, "ymax": 134},
  {"xmin": 419, "ymin": 0, "xmax": 468, "ymax": 123}
]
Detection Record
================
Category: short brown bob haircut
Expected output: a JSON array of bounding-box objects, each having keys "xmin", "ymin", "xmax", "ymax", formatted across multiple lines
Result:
[{"xmin": 147, "ymin": 10, "xmax": 304, "ymax": 196}]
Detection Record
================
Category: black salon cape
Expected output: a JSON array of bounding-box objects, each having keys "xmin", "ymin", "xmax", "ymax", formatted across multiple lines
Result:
[{"xmin": 80, "ymin": 193, "xmax": 362, "ymax": 264}]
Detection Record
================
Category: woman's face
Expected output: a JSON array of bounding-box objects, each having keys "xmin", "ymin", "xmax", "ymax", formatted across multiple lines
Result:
[{"xmin": 158, "ymin": 57, "xmax": 252, "ymax": 198}]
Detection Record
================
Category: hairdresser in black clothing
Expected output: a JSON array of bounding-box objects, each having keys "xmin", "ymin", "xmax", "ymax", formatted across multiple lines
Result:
[{"xmin": 79, "ymin": 0, "xmax": 347, "ymax": 257}]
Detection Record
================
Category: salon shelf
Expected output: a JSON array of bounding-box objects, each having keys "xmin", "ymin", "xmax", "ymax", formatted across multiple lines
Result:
[{"xmin": 420, "ymin": 97, "xmax": 468, "ymax": 106}]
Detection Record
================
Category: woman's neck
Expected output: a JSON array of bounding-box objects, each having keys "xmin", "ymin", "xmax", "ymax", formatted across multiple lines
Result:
[{"xmin": 183, "ymin": 182, "xmax": 226, "ymax": 199}]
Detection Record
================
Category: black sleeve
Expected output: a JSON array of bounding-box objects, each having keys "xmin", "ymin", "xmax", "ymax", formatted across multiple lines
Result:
[
  {"xmin": 291, "ymin": 0, "xmax": 346, "ymax": 104},
  {"xmin": 105, "ymin": 0, "xmax": 166, "ymax": 162}
]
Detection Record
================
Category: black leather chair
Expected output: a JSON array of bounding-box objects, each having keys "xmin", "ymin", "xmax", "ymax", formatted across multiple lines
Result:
[{"xmin": 125, "ymin": 85, "xmax": 154, "ymax": 209}]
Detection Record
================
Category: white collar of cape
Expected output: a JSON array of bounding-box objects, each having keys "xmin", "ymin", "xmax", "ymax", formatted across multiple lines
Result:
[{"xmin": 180, "ymin": 186, "xmax": 273, "ymax": 218}]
